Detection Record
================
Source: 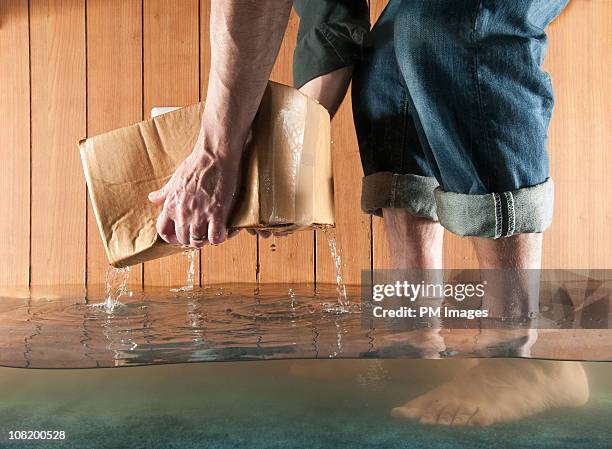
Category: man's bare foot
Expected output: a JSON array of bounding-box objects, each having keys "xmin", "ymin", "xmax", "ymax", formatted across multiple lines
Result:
[{"xmin": 391, "ymin": 359, "xmax": 588, "ymax": 426}]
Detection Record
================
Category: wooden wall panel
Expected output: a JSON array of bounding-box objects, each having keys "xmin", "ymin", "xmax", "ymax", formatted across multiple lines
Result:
[
  {"xmin": 543, "ymin": 0, "xmax": 612, "ymax": 269},
  {"xmin": 0, "ymin": 1, "xmax": 30, "ymax": 286},
  {"xmin": 316, "ymin": 92, "xmax": 371, "ymax": 283},
  {"xmin": 258, "ymin": 11, "xmax": 315, "ymax": 284},
  {"xmin": 0, "ymin": 0, "xmax": 610, "ymax": 288},
  {"xmin": 86, "ymin": 0, "xmax": 143, "ymax": 286},
  {"xmin": 199, "ymin": 1, "xmax": 258, "ymax": 284},
  {"xmin": 142, "ymin": 0, "xmax": 200, "ymax": 287},
  {"xmin": 30, "ymin": 0, "xmax": 87, "ymax": 285}
]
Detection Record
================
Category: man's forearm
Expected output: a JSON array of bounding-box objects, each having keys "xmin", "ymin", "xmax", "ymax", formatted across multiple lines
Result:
[{"xmin": 201, "ymin": 0, "xmax": 293, "ymax": 157}]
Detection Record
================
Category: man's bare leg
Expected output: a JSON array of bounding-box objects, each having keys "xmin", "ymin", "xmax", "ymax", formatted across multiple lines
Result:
[
  {"xmin": 472, "ymin": 233, "xmax": 542, "ymax": 269},
  {"xmin": 382, "ymin": 209, "xmax": 443, "ymax": 270},
  {"xmin": 381, "ymin": 209, "xmax": 446, "ymax": 357},
  {"xmin": 392, "ymin": 232, "xmax": 589, "ymax": 426}
]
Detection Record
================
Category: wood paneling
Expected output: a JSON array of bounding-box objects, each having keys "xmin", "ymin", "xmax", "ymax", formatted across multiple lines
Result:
[
  {"xmin": 30, "ymin": 0, "xmax": 87, "ymax": 285},
  {"xmin": 258, "ymin": 11, "xmax": 315, "ymax": 284},
  {"xmin": 542, "ymin": 0, "xmax": 612, "ymax": 269},
  {"xmin": 142, "ymin": 0, "xmax": 200, "ymax": 287},
  {"xmin": 0, "ymin": 0, "xmax": 609, "ymax": 287},
  {"xmin": 86, "ymin": 0, "xmax": 143, "ymax": 286},
  {"xmin": 0, "ymin": 0, "xmax": 30, "ymax": 286},
  {"xmin": 316, "ymin": 91, "xmax": 371, "ymax": 283}
]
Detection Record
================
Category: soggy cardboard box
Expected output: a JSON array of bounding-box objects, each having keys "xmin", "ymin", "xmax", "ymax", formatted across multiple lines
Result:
[{"xmin": 80, "ymin": 81, "xmax": 334, "ymax": 268}]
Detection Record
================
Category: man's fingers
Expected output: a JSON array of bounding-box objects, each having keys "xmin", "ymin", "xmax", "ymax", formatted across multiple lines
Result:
[
  {"xmin": 156, "ymin": 212, "xmax": 180, "ymax": 245},
  {"xmin": 190, "ymin": 223, "xmax": 209, "ymax": 248},
  {"xmin": 175, "ymin": 221, "xmax": 190, "ymax": 246},
  {"xmin": 208, "ymin": 220, "xmax": 227, "ymax": 245}
]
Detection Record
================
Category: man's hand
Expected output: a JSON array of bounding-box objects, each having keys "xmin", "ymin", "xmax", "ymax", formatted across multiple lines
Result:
[
  {"xmin": 148, "ymin": 134, "xmax": 242, "ymax": 247},
  {"xmin": 149, "ymin": 0, "xmax": 292, "ymax": 248}
]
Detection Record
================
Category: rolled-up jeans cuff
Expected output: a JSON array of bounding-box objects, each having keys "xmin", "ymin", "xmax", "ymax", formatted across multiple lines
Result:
[
  {"xmin": 434, "ymin": 178, "xmax": 555, "ymax": 238},
  {"xmin": 361, "ymin": 172, "xmax": 439, "ymax": 221}
]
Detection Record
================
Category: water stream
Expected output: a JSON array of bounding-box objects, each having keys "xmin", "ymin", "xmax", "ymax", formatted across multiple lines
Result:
[
  {"xmin": 94, "ymin": 266, "xmax": 131, "ymax": 312},
  {"xmin": 170, "ymin": 249, "xmax": 197, "ymax": 292},
  {"xmin": 321, "ymin": 227, "xmax": 349, "ymax": 308}
]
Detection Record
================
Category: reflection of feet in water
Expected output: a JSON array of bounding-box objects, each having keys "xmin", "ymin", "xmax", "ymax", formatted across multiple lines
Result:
[
  {"xmin": 391, "ymin": 360, "xmax": 589, "ymax": 426},
  {"xmin": 383, "ymin": 329, "xmax": 446, "ymax": 359},
  {"xmin": 473, "ymin": 328, "xmax": 539, "ymax": 358}
]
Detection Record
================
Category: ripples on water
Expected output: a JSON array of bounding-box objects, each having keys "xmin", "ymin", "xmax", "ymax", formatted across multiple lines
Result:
[{"xmin": 0, "ymin": 282, "xmax": 611, "ymax": 369}]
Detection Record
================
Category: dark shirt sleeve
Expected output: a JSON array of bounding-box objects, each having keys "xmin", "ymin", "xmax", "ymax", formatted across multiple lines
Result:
[{"xmin": 293, "ymin": 0, "xmax": 370, "ymax": 88}]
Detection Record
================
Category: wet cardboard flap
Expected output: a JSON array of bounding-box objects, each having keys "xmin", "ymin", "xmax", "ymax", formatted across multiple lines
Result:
[{"xmin": 80, "ymin": 81, "xmax": 334, "ymax": 268}]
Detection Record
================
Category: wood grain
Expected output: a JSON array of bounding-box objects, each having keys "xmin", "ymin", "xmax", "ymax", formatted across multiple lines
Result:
[
  {"xmin": 0, "ymin": 1, "xmax": 30, "ymax": 286},
  {"xmin": 257, "ymin": 11, "xmax": 315, "ymax": 284},
  {"xmin": 543, "ymin": 0, "xmax": 612, "ymax": 269},
  {"xmin": 316, "ymin": 89, "xmax": 371, "ymax": 283},
  {"xmin": 199, "ymin": 1, "xmax": 258, "ymax": 284},
  {"xmin": 0, "ymin": 0, "xmax": 610, "ymax": 287},
  {"xmin": 30, "ymin": 0, "xmax": 87, "ymax": 285},
  {"xmin": 86, "ymin": 0, "xmax": 143, "ymax": 286},
  {"xmin": 142, "ymin": 0, "xmax": 200, "ymax": 287}
]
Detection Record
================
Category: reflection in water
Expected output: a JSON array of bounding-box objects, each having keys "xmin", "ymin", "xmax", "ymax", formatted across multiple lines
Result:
[
  {"xmin": 0, "ymin": 284, "xmax": 610, "ymax": 369},
  {"xmin": 1, "ymin": 281, "xmax": 611, "ymax": 439}
]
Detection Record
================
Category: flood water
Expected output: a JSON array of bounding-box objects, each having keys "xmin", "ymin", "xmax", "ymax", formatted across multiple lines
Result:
[
  {"xmin": 1, "ymin": 282, "xmax": 611, "ymax": 448},
  {"xmin": 0, "ymin": 360, "xmax": 611, "ymax": 448},
  {"xmin": 0, "ymin": 283, "xmax": 611, "ymax": 368}
]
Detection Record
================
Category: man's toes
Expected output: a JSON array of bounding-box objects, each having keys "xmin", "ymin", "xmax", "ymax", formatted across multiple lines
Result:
[
  {"xmin": 437, "ymin": 404, "xmax": 459, "ymax": 425},
  {"xmin": 418, "ymin": 402, "xmax": 446, "ymax": 424},
  {"xmin": 469, "ymin": 410, "xmax": 494, "ymax": 427},
  {"xmin": 390, "ymin": 406, "xmax": 421, "ymax": 420},
  {"xmin": 451, "ymin": 405, "xmax": 478, "ymax": 426}
]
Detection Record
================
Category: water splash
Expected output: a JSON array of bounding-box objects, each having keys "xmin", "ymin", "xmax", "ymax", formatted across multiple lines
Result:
[
  {"xmin": 288, "ymin": 288, "xmax": 296, "ymax": 308},
  {"xmin": 322, "ymin": 227, "xmax": 348, "ymax": 307},
  {"xmin": 93, "ymin": 266, "xmax": 130, "ymax": 312},
  {"xmin": 170, "ymin": 249, "xmax": 197, "ymax": 292}
]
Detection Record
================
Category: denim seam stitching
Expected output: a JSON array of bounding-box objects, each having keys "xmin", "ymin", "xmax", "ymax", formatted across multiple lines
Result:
[
  {"xmin": 493, "ymin": 193, "xmax": 502, "ymax": 238},
  {"xmin": 504, "ymin": 191, "xmax": 516, "ymax": 237}
]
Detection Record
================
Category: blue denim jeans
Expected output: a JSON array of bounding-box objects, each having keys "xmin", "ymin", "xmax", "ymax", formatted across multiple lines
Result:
[{"xmin": 352, "ymin": 0, "xmax": 568, "ymax": 238}]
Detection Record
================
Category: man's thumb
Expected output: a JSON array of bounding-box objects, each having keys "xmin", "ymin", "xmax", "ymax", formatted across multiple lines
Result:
[{"xmin": 148, "ymin": 185, "xmax": 167, "ymax": 203}]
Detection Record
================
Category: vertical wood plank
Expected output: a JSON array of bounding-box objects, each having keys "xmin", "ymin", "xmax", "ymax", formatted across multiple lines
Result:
[
  {"xmin": 543, "ymin": 0, "xmax": 612, "ymax": 269},
  {"xmin": 199, "ymin": 0, "xmax": 258, "ymax": 284},
  {"xmin": 0, "ymin": 0, "xmax": 30, "ymax": 286},
  {"xmin": 258, "ymin": 11, "xmax": 315, "ymax": 284},
  {"xmin": 30, "ymin": 0, "xmax": 86, "ymax": 285},
  {"xmin": 143, "ymin": 0, "xmax": 200, "ymax": 287},
  {"xmin": 86, "ymin": 0, "xmax": 143, "ymax": 286},
  {"xmin": 315, "ymin": 91, "xmax": 371, "ymax": 284}
]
